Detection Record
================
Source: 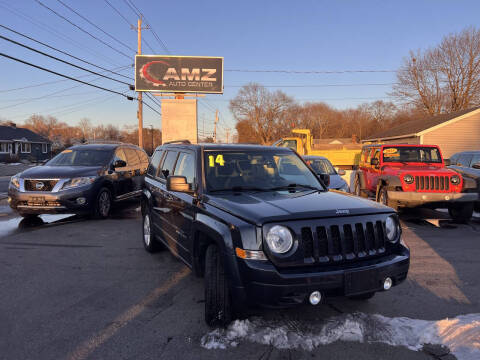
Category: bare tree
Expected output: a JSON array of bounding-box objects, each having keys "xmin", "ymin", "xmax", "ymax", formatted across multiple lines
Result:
[
  {"xmin": 230, "ymin": 83, "xmax": 294, "ymax": 144},
  {"xmin": 393, "ymin": 27, "xmax": 480, "ymax": 114},
  {"xmin": 78, "ymin": 118, "xmax": 92, "ymax": 141}
]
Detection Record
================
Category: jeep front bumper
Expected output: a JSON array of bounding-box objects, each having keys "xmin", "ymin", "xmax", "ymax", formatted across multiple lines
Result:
[
  {"xmin": 230, "ymin": 247, "xmax": 410, "ymax": 308},
  {"xmin": 387, "ymin": 191, "xmax": 478, "ymax": 207}
]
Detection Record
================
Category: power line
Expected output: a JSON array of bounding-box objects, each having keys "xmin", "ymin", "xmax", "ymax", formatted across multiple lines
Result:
[
  {"xmin": 0, "ymin": 52, "xmax": 134, "ymax": 99},
  {"xmin": 0, "ymin": 1, "xmax": 122, "ymax": 66},
  {"xmin": 0, "ymin": 65, "xmax": 130, "ymax": 93},
  {"xmin": 123, "ymin": 0, "xmax": 170, "ymax": 53},
  {"xmin": 225, "ymin": 83, "xmax": 396, "ymax": 88},
  {"xmin": 225, "ymin": 69, "xmax": 396, "ymax": 74},
  {"xmin": 55, "ymin": 0, "xmax": 136, "ymax": 53},
  {"xmin": 0, "ymin": 34, "xmax": 132, "ymax": 86},
  {"xmin": 33, "ymin": 0, "xmax": 132, "ymax": 59},
  {"xmin": 103, "ymin": 0, "xmax": 133, "ymax": 26}
]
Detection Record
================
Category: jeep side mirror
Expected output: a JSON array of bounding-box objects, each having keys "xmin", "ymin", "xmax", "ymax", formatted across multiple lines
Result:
[
  {"xmin": 113, "ymin": 159, "xmax": 127, "ymax": 169},
  {"xmin": 444, "ymin": 159, "xmax": 451, "ymax": 166},
  {"xmin": 337, "ymin": 169, "xmax": 346, "ymax": 176},
  {"xmin": 318, "ymin": 173, "xmax": 330, "ymax": 187},
  {"xmin": 472, "ymin": 162, "xmax": 480, "ymax": 169},
  {"xmin": 370, "ymin": 158, "xmax": 379, "ymax": 166},
  {"xmin": 167, "ymin": 176, "xmax": 193, "ymax": 193}
]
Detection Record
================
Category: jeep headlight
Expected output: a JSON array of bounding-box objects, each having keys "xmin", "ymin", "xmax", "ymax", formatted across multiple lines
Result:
[
  {"xmin": 10, "ymin": 175, "xmax": 20, "ymax": 189},
  {"xmin": 62, "ymin": 176, "xmax": 97, "ymax": 190},
  {"xmin": 450, "ymin": 175, "xmax": 460, "ymax": 185},
  {"xmin": 385, "ymin": 215, "xmax": 399, "ymax": 243},
  {"xmin": 403, "ymin": 174, "xmax": 414, "ymax": 184},
  {"xmin": 265, "ymin": 225, "xmax": 293, "ymax": 254}
]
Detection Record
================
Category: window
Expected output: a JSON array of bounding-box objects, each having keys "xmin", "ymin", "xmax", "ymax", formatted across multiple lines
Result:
[
  {"xmin": 160, "ymin": 151, "xmax": 178, "ymax": 179},
  {"xmin": 0, "ymin": 143, "xmax": 11, "ymax": 153},
  {"xmin": 382, "ymin": 146, "xmax": 442, "ymax": 163},
  {"xmin": 21, "ymin": 143, "xmax": 31, "ymax": 153},
  {"xmin": 307, "ymin": 159, "xmax": 336, "ymax": 175},
  {"xmin": 147, "ymin": 150, "xmax": 164, "ymax": 177},
  {"xmin": 42, "ymin": 143, "xmax": 48, "ymax": 153},
  {"xmin": 137, "ymin": 150, "xmax": 150, "ymax": 172},
  {"xmin": 278, "ymin": 139, "xmax": 297, "ymax": 151},
  {"xmin": 113, "ymin": 148, "xmax": 127, "ymax": 169},
  {"xmin": 174, "ymin": 153, "xmax": 195, "ymax": 185},
  {"xmin": 47, "ymin": 149, "xmax": 113, "ymax": 167},
  {"xmin": 124, "ymin": 148, "xmax": 140, "ymax": 168},
  {"xmin": 457, "ymin": 154, "xmax": 473, "ymax": 167},
  {"xmin": 365, "ymin": 148, "xmax": 375, "ymax": 166}
]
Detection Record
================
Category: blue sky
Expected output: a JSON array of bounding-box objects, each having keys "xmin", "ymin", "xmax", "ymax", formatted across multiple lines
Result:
[{"xmin": 1, "ymin": 0, "xmax": 479, "ymax": 141}]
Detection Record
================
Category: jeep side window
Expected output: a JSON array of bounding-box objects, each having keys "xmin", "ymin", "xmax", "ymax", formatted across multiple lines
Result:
[
  {"xmin": 457, "ymin": 154, "xmax": 473, "ymax": 167},
  {"xmin": 160, "ymin": 150, "xmax": 178, "ymax": 179},
  {"xmin": 365, "ymin": 148, "xmax": 374, "ymax": 167},
  {"xmin": 147, "ymin": 150, "xmax": 164, "ymax": 177},
  {"xmin": 174, "ymin": 152, "xmax": 195, "ymax": 187}
]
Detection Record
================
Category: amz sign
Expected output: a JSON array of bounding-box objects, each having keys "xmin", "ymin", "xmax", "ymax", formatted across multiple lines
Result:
[{"xmin": 135, "ymin": 55, "xmax": 223, "ymax": 93}]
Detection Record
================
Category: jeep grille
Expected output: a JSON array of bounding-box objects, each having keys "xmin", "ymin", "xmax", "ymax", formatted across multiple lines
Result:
[
  {"xmin": 300, "ymin": 221, "xmax": 386, "ymax": 263},
  {"xmin": 414, "ymin": 175, "xmax": 450, "ymax": 191}
]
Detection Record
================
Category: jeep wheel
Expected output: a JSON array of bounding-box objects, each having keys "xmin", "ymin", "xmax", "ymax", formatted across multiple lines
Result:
[
  {"xmin": 354, "ymin": 177, "xmax": 367, "ymax": 198},
  {"xmin": 448, "ymin": 203, "xmax": 474, "ymax": 223},
  {"xmin": 142, "ymin": 212, "xmax": 164, "ymax": 253},
  {"xmin": 204, "ymin": 244, "xmax": 232, "ymax": 327},
  {"xmin": 348, "ymin": 292, "xmax": 376, "ymax": 301},
  {"xmin": 378, "ymin": 187, "xmax": 397, "ymax": 211},
  {"xmin": 94, "ymin": 188, "xmax": 112, "ymax": 219}
]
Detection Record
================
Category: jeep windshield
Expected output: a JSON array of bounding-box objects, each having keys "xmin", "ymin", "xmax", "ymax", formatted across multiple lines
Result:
[
  {"xmin": 204, "ymin": 150, "xmax": 325, "ymax": 192},
  {"xmin": 46, "ymin": 149, "xmax": 112, "ymax": 167},
  {"xmin": 382, "ymin": 146, "xmax": 442, "ymax": 163}
]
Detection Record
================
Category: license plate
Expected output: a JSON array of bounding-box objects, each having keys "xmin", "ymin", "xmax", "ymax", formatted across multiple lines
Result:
[
  {"xmin": 344, "ymin": 268, "xmax": 379, "ymax": 295},
  {"xmin": 28, "ymin": 196, "xmax": 46, "ymax": 206}
]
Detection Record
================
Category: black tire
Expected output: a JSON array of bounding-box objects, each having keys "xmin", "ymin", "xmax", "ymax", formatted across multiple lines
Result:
[
  {"xmin": 354, "ymin": 176, "xmax": 367, "ymax": 198},
  {"xmin": 348, "ymin": 292, "xmax": 376, "ymax": 301},
  {"xmin": 18, "ymin": 213, "xmax": 39, "ymax": 219},
  {"xmin": 142, "ymin": 211, "xmax": 164, "ymax": 253},
  {"xmin": 204, "ymin": 244, "xmax": 232, "ymax": 327},
  {"xmin": 93, "ymin": 187, "xmax": 112, "ymax": 219},
  {"xmin": 377, "ymin": 186, "xmax": 398, "ymax": 210},
  {"xmin": 448, "ymin": 203, "xmax": 474, "ymax": 223}
]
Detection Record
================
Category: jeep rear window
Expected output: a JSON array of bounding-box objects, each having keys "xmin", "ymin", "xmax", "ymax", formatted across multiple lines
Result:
[
  {"xmin": 204, "ymin": 151, "xmax": 324, "ymax": 192},
  {"xmin": 382, "ymin": 147, "xmax": 442, "ymax": 163}
]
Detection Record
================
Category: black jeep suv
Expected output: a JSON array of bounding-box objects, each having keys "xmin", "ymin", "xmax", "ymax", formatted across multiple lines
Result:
[
  {"xmin": 9, "ymin": 143, "xmax": 149, "ymax": 218},
  {"xmin": 141, "ymin": 142, "xmax": 410, "ymax": 326}
]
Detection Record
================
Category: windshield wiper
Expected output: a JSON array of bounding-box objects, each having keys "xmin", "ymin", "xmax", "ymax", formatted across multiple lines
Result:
[
  {"xmin": 209, "ymin": 186, "xmax": 270, "ymax": 193},
  {"xmin": 268, "ymin": 183, "xmax": 322, "ymax": 191}
]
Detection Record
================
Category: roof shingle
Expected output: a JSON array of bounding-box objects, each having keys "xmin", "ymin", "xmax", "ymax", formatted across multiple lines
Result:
[{"xmin": 0, "ymin": 125, "xmax": 51, "ymax": 143}]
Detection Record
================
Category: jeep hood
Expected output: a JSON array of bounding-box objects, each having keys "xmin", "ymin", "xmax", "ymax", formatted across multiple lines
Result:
[
  {"xmin": 383, "ymin": 164, "xmax": 454, "ymax": 175},
  {"xmin": 207, "ymin": 190, "xmax": 393, "ymax": 226},
  {"xmin": 19, "ymin": 165, "xmax": 103, "ymax": 179}
]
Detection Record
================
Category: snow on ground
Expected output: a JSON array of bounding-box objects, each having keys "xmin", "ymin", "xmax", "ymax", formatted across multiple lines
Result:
[{"xmin": 201, "ymin": 312, "xmax": 480, "ymax": 360}]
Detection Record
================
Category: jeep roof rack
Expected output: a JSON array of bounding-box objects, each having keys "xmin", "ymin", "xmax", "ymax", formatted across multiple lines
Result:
[{"xmin": 163, "ymin": 139, "xmax": 192, "ymax": 145}]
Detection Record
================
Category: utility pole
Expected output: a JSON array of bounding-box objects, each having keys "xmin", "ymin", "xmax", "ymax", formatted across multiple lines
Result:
[
  {"xmin": 133, "ymin": 18, "xmax": 149, "ymax": 149},
  {"xmin": 213, "ymin": 110, "xmax": 218, "ymax": 143}
]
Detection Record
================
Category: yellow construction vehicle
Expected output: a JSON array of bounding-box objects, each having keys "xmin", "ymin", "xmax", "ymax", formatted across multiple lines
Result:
[{"xmin": 272, "ymin": 129, "xmax": 362, "ymax": 170}]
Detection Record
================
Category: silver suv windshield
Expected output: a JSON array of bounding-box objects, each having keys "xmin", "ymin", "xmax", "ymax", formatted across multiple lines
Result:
[{"xmin": 204, "ymin": 150, "xmax": 325, "ymax": 192}]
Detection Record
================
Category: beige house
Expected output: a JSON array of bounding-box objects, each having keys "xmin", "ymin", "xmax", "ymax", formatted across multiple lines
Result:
[{"xmin": 363, "ymin": 106, "xmax": 480, "ymax": 158}]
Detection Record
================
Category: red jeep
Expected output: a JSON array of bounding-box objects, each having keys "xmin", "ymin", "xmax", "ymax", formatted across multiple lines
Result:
[{"xmin": 353, "ymin": 144, "xmax": 478, "ymax": 221}]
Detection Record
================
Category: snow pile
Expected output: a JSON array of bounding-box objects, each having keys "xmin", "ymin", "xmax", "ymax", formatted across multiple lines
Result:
[{"xmin": 201, "ymin": 312, "xmax": 480, "ymax": 360}]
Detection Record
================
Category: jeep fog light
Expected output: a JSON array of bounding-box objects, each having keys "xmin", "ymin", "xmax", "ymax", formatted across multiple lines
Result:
[
  {"xmin": 383, "ymin": 277, "xmax": 393, "ymax": 290},
  {"xmin": 385, "ymin": 216, "xmax": 398, "ymax": 242},
  {"xmin": 266, "ymin": 225, "xmax": 293, "ymax": 254}
]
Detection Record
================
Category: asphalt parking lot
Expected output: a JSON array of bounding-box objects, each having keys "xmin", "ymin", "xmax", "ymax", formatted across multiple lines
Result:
[{"xmin": 0, "ymin": 201, "xmax": 479, "ymax": 360}]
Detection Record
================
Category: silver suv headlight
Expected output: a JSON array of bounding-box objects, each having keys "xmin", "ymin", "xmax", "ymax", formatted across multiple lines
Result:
[
  {"xmin": 385, "ymin": 215, "xmax": 399, "ymax": 242},
  {"xmin": 10, "ymin": 175, "xmax": 20, "ymax": 189},
  {"xmin": 265, "ymin": 225, "xmax": 293, "ymax": 254},
  {"xmin": 62, "ymin": 176, "xmax": 97, "ymax": 190}
]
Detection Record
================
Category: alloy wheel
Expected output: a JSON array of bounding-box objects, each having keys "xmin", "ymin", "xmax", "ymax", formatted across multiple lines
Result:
[{"xmin": 99, "ymin": 191, "xmax": 111, "ymax": 217}]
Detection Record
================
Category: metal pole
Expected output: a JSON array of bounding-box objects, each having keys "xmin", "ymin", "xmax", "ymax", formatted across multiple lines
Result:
[
  {"xmin": 214, "ymin": 109, "xmax": 218, "ymax": 143},
  {"xmin": 137, "ymin": 18, "xmax": 143, "ymax": 148}
]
